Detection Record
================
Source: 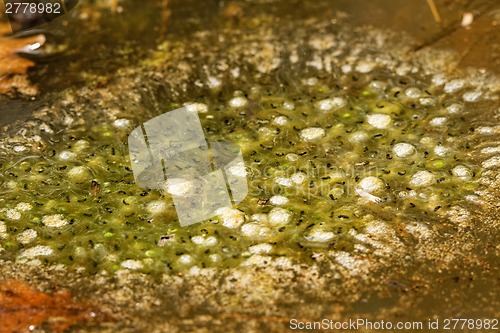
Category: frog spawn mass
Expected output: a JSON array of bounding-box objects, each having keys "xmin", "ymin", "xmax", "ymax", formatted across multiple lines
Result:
[{"xmin": 0, "ymin": 76, "xmax": 491, "ymax": 274}]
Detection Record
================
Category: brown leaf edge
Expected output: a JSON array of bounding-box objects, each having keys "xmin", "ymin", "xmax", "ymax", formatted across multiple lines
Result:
[{"xmin": 0, "ymin": 279, "xmax": 107, "ymax": 333}]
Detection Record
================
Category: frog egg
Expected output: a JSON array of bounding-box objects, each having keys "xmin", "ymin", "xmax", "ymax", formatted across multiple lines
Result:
[
  {"xmin": 268, "ymin": 207, "xmax": 292, "ymax": 226},
  {"xmin": 368, "ymin": 80, "xmax": 387, "ymax": 91},
  {"xmin": 59, "ymin": 150, "xmax": 77, "ymax": 160},
  {"xmin": 315, "ymin": 97, "xmax": 347, "ymax": 112},
  {"xmin": 209, "ymin": 254, "xmax": 221, "ymax": 263},
  {"xmin": 432, "ymin": 73, "xmax": 447, "ymax": 86},
  {"xmin": 410, "ymin": 171, "xmax": 435, "ymax": 187},
  {"xmin": 250, "ymin": 213, "xmax": 268, "ymax": 223},
  {"xmin": 291, "ymin": 172, "xmax": 306, "ymax": 184},
  {"xmin": 72, "ymin": 140, "xmax": 90, "ymax": 152},
  {"xmin": 258, "ymin": 127, "xmax": 274, "ymax": 138},
  {"xmin": 482, "ymin": 156, "xmax": 500, "ymax": 169},
  {"xmin": 16, "ymin": 202, "xmax": 33, "ymax": 212},
  {"xmin": 68, "ymin": 166, "xmax": 92, "ymax": 183},
  {"xmin": 207, "ymin": 76, "xmax": 222, "ymax": 89},
  {"xmin": 355, "ymin": 60, "xmax": 376, "ymax": 73},
  {"xmin": 329, "ymin": 186, "xmax": 344, "ymax": 198},
  {"xmin": 0, "ymin": 221, "xmax": 6, "ymax": 237},
  {"xmin": 304, "ymin": 228, "xmax": 335, "ymax": 243},
  {"xmin": 341, "ymin": 64, "xmax": 352, "ymax": 73},
  {"xmin": 166, "ymin": 178, "xmax": 193, "ymax": 196},
  {"xmin": 5, "ymin": 181, "xmax": 17, "ymax": 189},
  {"xmin": 286, "ymin": 153, "xmax": 298, "ymax": 161},
  {"xmin": 5, "ymin": 209, "xmax": 21, "ymax": 220},
  {"xmin": 419, "ymin": 97, "xmax": 435, "ymax": 106},
  {"xmin": 275, "ymin": 177, "xmax": 293, "ymax": 187},
  {"xmin": 191, "ymin": 235, "xmax": 218, "ymax": 246},
  {"xmin": 348, "ymin": 131, "xmax": 369, "ymax": 143},
  {"xmin": 359, "ymin": 177, "xmax": 385, "ymax": 193},
  {"xmin": 446, "ymin": 103, "xmax": 464, "ymax": 114},
  {"xmin": 393, "ymin": 143, "xmax": 416, "ymax": 158},
  {"xmin": 444, "ymin": 79, "xmax": 465, "ymax": 93},
  {"xmin": 228, "ymin": 163, "xmax": 247, "ymax": 177},
  {"xmin": 476, "ymin": 127, "xmax": 496, "ymax": 135},
  {"xmin": 177, "ymin": 254, "xmax": 194, "ymax": 266},
  {"xmin": 204, "ymin": 236, "xmax": 218, "ymax": 246},
  {"xmin": 429, "ymin": 117, "xmax": 448, "ymax": 126},
  {"xmin": 230, "ymin": 67, "xmax": 240, "ymax": 78},
  {"xmin": 462, "ymin": 91, "xmax": 482, "ymax": 102},
  {"xmin": 304, "ymin": 77, "xmax": 318, "ymax": 86},
  {"xmin": 19, "ymin": 245, "xmax": 53, "ymax": 259},
  {"xmin": 273, "ymin": 116, "xmax": 288, "ymax": 125},
  {"xmin": 269, "ymin": 195, "xmax": 289, "ymax": 205},
  {"xmin": 465, "ymin": 195, "xmax": 481, "ymax": 203},
  {"xmin": 405, "ymin": 87, "xmax": 422, "ymax": 98},
  {"xmin": 17, "ymin": 229, "xmax": 37, "ymax": 245},
  {"xmin": 282, "ymin": 100, "xmax": 295, "ymax": 110},
  {"xmin": 299, "ymin": 127, "xmax": 325, "ymax": 141},
  {"xmin": 185, "ymin": 102, "xmax": 208, "ymax": 113},
  {"xmin": 249, "ymin": 243, "xmax": 273, "ymax": 254},
  {"xmin": 121, "ymin": 259, "xmax": 143, "ymax": 270},
  {"xmin": 216, "ymin": 207, "xmax": 245, "ymax": 229},
  {"xmin": 366, "ymin": 114, "xmax": 391, "ymax": 129},
  {"xmin": 13, "ymin": 145, "xmax": 28, "ymax": 152},
  {"xmin": 419, "ymin": 135, "xmax": 436, "ymax": 146},
  {"xmin": 452, "ymin": 165, "xmax": 473, "ymax": 180},
  {"xmin": 191, "ymin": 236, "xmax": 205, "ymax": 245},
  {"xmin": 248, "ymin": 225, "xmax": 271, "ymax": 239},
  {"xmin": 434, "ymin": 145, "xmax": 452, "ymax": 157},
  {"xmin": 112, "ymin": 118, "xmax": 131, "ymax": 128},
  {"xmin": 42, "ymin": 214, "xmax": 68, "ymax": 228},
  {"xmin": 396, "ymin": 63, "xmax": 412, "ymax": 76},
  {"xmin": 481, "ymin": 147, "xmax": 500, "ymax": 155},
  {"xmin": 241, "ymin": 223, "xmax": 262, "ymax": 238},
  {"xmin": 146, "ymin": 200, "xmax": 167, "ymax": 215},
  {"xmin": 228, "ymin": 96, "xmax": 248, "ymax": 108},
  {"xmin": 329, "ymin": 171, "xmax": 346, "ymax": 182}
]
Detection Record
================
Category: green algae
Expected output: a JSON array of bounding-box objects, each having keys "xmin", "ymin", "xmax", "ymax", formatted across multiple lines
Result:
[{"xmin": 0, "ymin": 76, "xmax": 483, "ymax": 274}]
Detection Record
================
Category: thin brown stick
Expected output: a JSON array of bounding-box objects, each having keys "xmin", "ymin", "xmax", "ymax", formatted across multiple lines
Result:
[
  {"xmin": 111, "ymin": 0, "xmax": 118, "ymax": 13},
  {"xmin": 426, "ymin": 0, "xmax": 442, "ymax": 24},
  {"xmin": 160, "ymin": 0, "xmax": 170, "ymax": 37}
]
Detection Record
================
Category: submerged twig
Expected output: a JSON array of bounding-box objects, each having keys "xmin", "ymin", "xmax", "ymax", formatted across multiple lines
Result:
[
  {"xmin": 160, "ymin": 0, "xmax": 171, "ymax": 38},
  {"xmin": 426, "ymin": 0, "xmax": 442, "ymax": 24},
  {"xmin": 413, "ymin": 2, "xmax": 496, "ymax": 52}
]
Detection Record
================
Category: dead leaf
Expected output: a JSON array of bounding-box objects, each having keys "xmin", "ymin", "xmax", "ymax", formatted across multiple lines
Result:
[
  {"xmin": 0, "ymin": 22, "xmax": 11, "ymax": 35},
  {"xmin": 0, "ymin": 279, "xmax": 99, "ymax": 332},
  {"xmin": 0, "ymin": 22, "xmax": 45, "ymax": 96}
]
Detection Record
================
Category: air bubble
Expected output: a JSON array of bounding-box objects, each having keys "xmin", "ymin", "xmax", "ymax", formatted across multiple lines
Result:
[
  {"xmin": 462, "ymin": 91, "xmax": 482, "ymax": 102},
  {"xmin": 410, "ymin": 171, "xmax": 435, "ymax": 187},
  {"xmin": 300, "ymin": 127, "xmax": 325, "ymax": 141},
  {"xmin": 228, "ymin": 96, "xmax": 248, "ymax": 108},
  {"xmin": 405, "ymin": 87, "xmax": 422, "ymax": 98},
  {"xmin": 366, "ymin": 114, "xmax": 391, "ymax": 129},
  {"xmin": 269, "ymin": 195, "xmax": 289, "ymax": 205},
  {"xmin": 393, "ymin": 143, "xmax": 416, "ymax": 158},
  {"xmin": 268, "ymin": 207, "xmax": 292, "ymax": 226},
  {"xmin": 444, "ymin": 79, "xmax": 465, "ymax": 93},
  {"xmin": 359, "ymin": 177, "xmax": 385, "ymax": 193}
]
